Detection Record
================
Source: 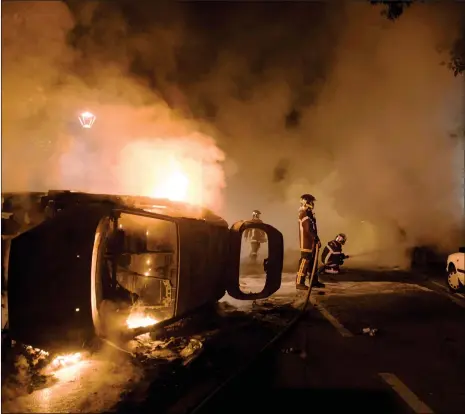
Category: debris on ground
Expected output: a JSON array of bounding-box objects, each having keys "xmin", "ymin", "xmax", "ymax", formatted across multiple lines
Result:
[
  {"xmin": 280, "ymin": 347, "xmax": 301, "ymax": 354},
  {"xmin": 280, "ymin": 347, "xmax": 308, "ymax": 359},
  {"xmin": 362, "ymin": 327, "xmax": 378, "ymax": 336},
  {"xmin": 179, "ymin": 338, "xmax": 203, "ymax": 359}
]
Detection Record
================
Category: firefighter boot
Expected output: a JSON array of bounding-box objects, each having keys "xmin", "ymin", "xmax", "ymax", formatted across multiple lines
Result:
[
  {"xmin": 311, "ymin": 279, "xmax": 326, "ymax": 288},
  {"xmin": 296, "ymin": 275, "xmax": 309, "ymax": 290},
  {"xmin": 307, "ymin": 270, "xmax": 326, "ymax": 288},
  {"xmin": 324, "ymin": 267, "xmax": 339, "ymax": 275}
]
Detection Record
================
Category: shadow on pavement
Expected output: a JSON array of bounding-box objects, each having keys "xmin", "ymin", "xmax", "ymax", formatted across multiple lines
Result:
[
  {"xmin": 320, "ymin": 268, "xmax": 425, "ymax": 284},
  {"xmin": 212, "ymin": 388, "xmax": 408, "ymax": 414}
]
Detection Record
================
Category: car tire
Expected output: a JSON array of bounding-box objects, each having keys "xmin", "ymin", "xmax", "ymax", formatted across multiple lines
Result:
[{"xmin": 447, "ymin": 263, "xmax": 465, "ymax": 293}]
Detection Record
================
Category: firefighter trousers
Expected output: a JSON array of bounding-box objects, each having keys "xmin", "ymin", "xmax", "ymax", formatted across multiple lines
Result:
[{"xmin": 296, "ymin": 250, "xmax": 316, "ymax": 285}]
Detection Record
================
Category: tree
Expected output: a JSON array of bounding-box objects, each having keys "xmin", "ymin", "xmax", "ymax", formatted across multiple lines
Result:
[{"xmin": 370, "ymin": 1, "xmax": 465, "ymax": 75}]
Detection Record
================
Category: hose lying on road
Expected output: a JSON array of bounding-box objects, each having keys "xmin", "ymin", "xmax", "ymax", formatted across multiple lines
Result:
[{"xmin": 190, "ymin": 243, "xmax": 321, "ymax": 414}]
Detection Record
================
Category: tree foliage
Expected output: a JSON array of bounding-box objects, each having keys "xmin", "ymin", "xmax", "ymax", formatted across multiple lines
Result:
[{"xmin": 370, "ymin": 1, "xmax": 465, "ymax": 75}]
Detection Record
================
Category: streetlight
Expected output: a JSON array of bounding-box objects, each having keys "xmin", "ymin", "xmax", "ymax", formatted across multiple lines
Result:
[{"xmin": 78, "ymin": 111, "xmax": 96, "ymax": 129}]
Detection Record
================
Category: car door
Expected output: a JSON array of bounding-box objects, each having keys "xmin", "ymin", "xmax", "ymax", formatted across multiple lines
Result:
[{"xmin": 226, "ymin": 220, "xmax": 283, "ymax": 301}]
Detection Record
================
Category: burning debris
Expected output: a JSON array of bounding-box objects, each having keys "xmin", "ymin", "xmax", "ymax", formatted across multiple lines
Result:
[
  {"xmin": 49, "ymin": 352, "xmax": 82, "ymax": 370},
  {"xmin": 126, "ymin": 309, "xmax": 159, "ymax": 330}
]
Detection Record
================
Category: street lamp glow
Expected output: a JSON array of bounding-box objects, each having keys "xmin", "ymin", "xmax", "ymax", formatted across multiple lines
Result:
[{"xmin": 78, "ymin": 111, "xmax": 96, "ymax": 129}]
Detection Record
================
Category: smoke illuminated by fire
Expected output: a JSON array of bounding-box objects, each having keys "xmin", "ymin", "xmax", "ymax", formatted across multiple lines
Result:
[
  {"xmin": 2, "ymin": 3, "xmax": 226, "ymax": 214},
  {"xmin": 118, "ymin": 140, "xmax": 207, "ymax": 206}
]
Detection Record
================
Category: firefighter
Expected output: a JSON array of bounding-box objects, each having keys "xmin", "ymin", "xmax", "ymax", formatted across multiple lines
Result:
[
  {"xmin": 296, "ymin": 194, "xmax": 325, "ymax": 290},
  {"xmin": 243, "ymin": 210, "xmax": 268, "ymax": 262},
  {"xmin": 321, "ymin": 233, "xmax": 349, "ymax": 274}
]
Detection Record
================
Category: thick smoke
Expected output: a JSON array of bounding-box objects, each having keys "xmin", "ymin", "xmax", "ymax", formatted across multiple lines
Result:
[
  {"xmin": 1, "ymin": 2, "xmax": 225, "ymax": 212},
  {"xmin": 202, "ymin": 2, "xmax": 465, "ymax": 268},
  {"xmin": 2, "ymin": 1, "xmax": 464, "ymax": 268}
]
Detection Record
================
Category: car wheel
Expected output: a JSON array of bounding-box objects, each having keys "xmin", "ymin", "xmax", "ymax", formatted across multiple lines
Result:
[{"xmin": 447, "ymin": 263, "xmax": 465, "ymax": 293}]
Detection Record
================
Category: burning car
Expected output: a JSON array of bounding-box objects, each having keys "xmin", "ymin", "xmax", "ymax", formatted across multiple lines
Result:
[{"xmin": 2, "ymin": 191, "xmax": 283, "ymax": 352}]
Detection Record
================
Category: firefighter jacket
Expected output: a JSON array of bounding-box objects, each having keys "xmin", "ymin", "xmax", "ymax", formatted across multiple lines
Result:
[
  {"xmin": 321, "ymin": 240, "xmax": 345, "ymax": 265},
  {"xmin": 298, "ymin": 207, "xmax": 319, "ymax": 252},
  {"xmin": 244, "ymin": 219, "xmax": 268, "ymax": 243}
]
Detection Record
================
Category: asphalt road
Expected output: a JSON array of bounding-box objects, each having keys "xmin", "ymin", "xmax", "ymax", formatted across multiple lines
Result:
[
  {"xmin": 3, "ymin": 269, "xmax": 464, "ymax": 414},
  {"xmin": 198, "ymin": 270, "xmax": 465, "ymax": 414}
]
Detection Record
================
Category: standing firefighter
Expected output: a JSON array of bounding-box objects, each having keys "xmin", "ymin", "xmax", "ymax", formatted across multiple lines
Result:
[
  {"xmin": 243, "ymin": 210, "xmax": 268, "ymax": 262},
  {"xmin": 296, "ymin": 194, "xmax": 325, "ymax": 290},
  {"xmin": 321, "ymin": 233, "xmax": 349, "ymax": 274}
]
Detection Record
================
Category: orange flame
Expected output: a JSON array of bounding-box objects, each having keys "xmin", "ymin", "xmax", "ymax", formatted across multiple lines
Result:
[
  {"xmin": 126, "ymin": 312, "xmax": 158, "ymax": 330},
  {"xmin": 118, "ymin": 140, "xmax": 214, "ymax": 208},
  {"xmin": 50, "ymin": 352, "xmax": 82, "ymax": 369}
]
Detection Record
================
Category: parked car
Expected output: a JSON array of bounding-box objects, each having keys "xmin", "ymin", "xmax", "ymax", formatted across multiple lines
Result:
[{"xmin": 446, "ymin": 247, "xmax": 465, "ymax": 292}]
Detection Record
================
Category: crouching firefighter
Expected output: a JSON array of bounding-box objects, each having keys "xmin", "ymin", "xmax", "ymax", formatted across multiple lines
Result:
[
  {"xmin": 321, "ymin": 233, "xmax": 349, "ymax": 274},
  {"xmin": 243, "ymin": 210, "xmax": 268, "ymax": 263},
  {"xmin": 296, "ymin": 194, "xmax": 325, "ymax": 290}
]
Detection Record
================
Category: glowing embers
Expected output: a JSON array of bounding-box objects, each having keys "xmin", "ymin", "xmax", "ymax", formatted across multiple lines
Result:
[
  {"xmin": 126, "ymin": 310, "xmax": 158, "ymax": 330},
  {"xmin": 78, "ymin": 111, "xmax": 96, "ymax": 129}
]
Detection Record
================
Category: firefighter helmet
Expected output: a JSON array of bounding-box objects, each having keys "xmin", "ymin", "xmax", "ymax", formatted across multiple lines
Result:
[
  {"xmin": 252, "ymin": 210, "xmax": 261, "ymax": 219},
  {"xmin": 300, "ymin": 194, "xmax": 316, "ymax": 210},
  {"xmin": 335, "ymin": 233, "xmax": 347, "ymax": 245}
]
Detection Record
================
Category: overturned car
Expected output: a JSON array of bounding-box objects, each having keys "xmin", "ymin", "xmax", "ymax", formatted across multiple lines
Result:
[{"xmin": 2, "ymin": 191, "xmax": 283, "ymax": 351}]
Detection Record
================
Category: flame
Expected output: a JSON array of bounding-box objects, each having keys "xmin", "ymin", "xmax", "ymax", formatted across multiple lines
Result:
[
  {"xmin": 126, "ymin": 312, "xmax": 158, "ymax": 329},
  {"xmin": 50, "ymin": 352, "xmax": 82, "ymax": 369},
  {"xmin": 150, "ymin": 159, "xmax": 190, "ymax": 202},
  {"xmin": 119, "ymin": 141, "xmax": 208, "ymax": 207},
  {"xmin": 59, "ymin": 131, "xmax": 225, "ymax": 212}
]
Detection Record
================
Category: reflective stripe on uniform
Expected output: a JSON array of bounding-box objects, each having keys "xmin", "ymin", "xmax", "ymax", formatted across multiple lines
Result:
[
  {"xmin": 323, "ymin": 244, "xmax": 342, "ymax": 264},
  {"xmin": 297, "ymin": 259, "xmax": 307, "ymax": 278},
  {"xmin": 300, "ymin": 248, "xmax": 312, "ymax": 253},
  {"xmin": 299, "ymin": 220, "xmax": 305, "ymax": 250}
]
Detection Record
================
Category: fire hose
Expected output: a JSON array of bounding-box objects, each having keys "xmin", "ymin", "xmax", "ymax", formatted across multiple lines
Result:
[{"xmin": 190, "ymin": 243, "xmax": 321, "ymax": 413}]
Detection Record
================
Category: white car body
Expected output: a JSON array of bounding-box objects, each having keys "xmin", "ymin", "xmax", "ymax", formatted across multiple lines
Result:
[{"xmin": 446, "ymin": 252, "xmax": 465, "ymax": 284}]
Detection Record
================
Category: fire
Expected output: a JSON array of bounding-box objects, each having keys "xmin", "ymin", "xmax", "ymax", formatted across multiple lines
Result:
[
  {"xmin": 150, "ymin": 158, "xmax": 190, "ymax": 202},
  {"xmin": 119, "ymin": 141, "xmax": 209, "ymax": 207},
  {"xmin": 126, "ymin": 312, "xmax": 158, "ymax": 329},
  {"xmin": 50, "ymin": 352, "xmax": 82, "ymax": 369}
]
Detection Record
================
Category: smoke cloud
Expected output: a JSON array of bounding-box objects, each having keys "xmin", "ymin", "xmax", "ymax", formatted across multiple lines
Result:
[
  {"xmin": 1, "ymin": 2, "xmax": 225, "ymax": 211},
  {"xmin": 2, "ymin": 1, "xmax": 464, "ymax": 268}
]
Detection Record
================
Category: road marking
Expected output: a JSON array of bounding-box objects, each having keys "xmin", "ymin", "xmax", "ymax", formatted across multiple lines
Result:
[
  {"xmin": 379, "ymin": 373, "xmax": 434, "ymax": 414},
  {"xmin": 430, "ymin": 280, "xmax": 448, "ymax": 291},
  {"xmin": 427, "ymin": 281, "xmax": 465, "ymax": 309},
  {"xmin": 310, "ymin": 298, "xmax": 353, "ymax": 337},
  {"xmin": 431, "ymin": 280, "xmax": 465, "ymax": 299}
]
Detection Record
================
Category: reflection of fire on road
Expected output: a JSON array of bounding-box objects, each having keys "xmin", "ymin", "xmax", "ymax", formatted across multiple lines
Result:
[
  {"xmin": 126, "ymin": 311, "xmax": 158, "ymax": 330},
  {"xmin": 2, "ymin": 345, "xmax": 142, "ymax": 413}
]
